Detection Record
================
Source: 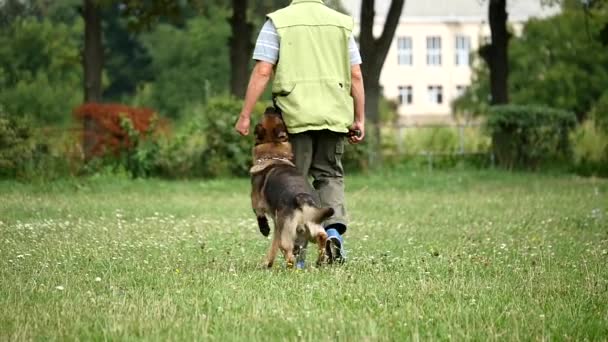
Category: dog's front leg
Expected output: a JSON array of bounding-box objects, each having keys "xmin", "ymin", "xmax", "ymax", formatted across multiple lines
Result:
[
  {"xmin": 251, "ymin": 177, "xmax": 271, "ymax": 237},
  {"xmin": 254, "ymin": 210, "xmax": 270, "ymax": 237}
]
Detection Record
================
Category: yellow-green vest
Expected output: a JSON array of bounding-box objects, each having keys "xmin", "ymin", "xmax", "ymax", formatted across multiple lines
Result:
[{"xmin": 268, "ymin": 0, "xmax": 354, "ymax": 134}]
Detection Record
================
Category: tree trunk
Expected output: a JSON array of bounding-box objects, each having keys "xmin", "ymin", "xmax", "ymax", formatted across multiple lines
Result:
[
  {"xmin": 83, "ymin": 0, "xmax": 103, "ymax": 160},
  {"xmin": 481, "ymin": 0, "xmax": 509, "ymax": 105},
  {"xmin": 359, "ymin": 0, "xmax": 405, "ymax": 165},
  {"xmin": 229, "ymin": 0, "xmax": 253, "ymax": 98}
]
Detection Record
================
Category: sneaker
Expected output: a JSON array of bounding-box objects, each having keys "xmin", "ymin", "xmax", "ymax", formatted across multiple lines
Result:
[
  {"xmin": 294, "ymin": 243, "xmax": 307, "ymax": 270},
  {"xmin": 325, "ymin": 228, "xmax": 345, "ymax": 264},
  {"xmin": 295, "ymin": 249, "xmax": 306, "ymax": 270}
]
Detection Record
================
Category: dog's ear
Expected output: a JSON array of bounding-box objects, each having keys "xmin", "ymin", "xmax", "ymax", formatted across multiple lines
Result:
[{"xmin": 254, "ymin": 123, "xmax": 265, "ymax": 142}]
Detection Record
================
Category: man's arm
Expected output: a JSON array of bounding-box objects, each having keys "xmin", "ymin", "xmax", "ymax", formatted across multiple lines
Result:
[
  {"xmin": 235, "ymin": 61, "xmax": 274, "ymax": 136},
  {"xmin": 349, "ymin": 63, "xmax": 365, "ymax": 143}
]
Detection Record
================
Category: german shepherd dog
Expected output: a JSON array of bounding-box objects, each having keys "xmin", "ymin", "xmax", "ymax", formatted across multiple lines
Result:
[{"xmin": 250, "ymin": 107, "xmax": 334, "ymax": 268}]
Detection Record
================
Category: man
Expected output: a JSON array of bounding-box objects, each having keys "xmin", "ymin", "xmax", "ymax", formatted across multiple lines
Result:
[{"xmin": 235, "ymin": 0, "xmax": 365, "ymax": 265}]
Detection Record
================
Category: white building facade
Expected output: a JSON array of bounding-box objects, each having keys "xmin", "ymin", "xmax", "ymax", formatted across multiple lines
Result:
[{"xmin": 341, "ymin": 0, "xmax": 559, "ymax": 125}]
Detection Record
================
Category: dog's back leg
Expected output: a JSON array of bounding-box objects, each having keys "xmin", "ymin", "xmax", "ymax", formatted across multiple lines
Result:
[
  {"xmin": 305, "ymin": 223, "xmax": 328, "ymax": 266},
  {"xmin": 264, "ymin": 219, "xmax": 281, "ymax": 268},
  {"xmin": 279, "ymin": 214, "xmax": 299, "ymax": 268}
]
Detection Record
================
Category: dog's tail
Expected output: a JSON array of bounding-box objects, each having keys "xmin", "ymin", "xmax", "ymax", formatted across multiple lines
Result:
[{"xmin": 295, "ymin": 194, "xmax": 335, "ymax": 224}]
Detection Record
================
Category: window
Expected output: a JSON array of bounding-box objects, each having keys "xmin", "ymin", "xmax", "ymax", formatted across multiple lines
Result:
[
  {"xmin": 427, "ymin": 85, "xmax": 443, "ymax": 104},
  {"xmin": 455, "ymin": 85, "xmax": 467, "ymax": 97},
  {"xmin": 397, "ymin": 37, "xmax": 413, "ymax": 65},
  {"xmin": 398, "ymin": 85, "xmax": 413, "ymax": 105},
  {"xmin": 426, "ymin": 36, "xmax": 442, "ymax": 66},
  {"xmin": 455, "ymin": 35, "xmax": 471, "ymax": 66}
]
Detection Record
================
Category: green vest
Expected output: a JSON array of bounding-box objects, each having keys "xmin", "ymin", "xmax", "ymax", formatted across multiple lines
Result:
[{"xmin": 268, "ymin": 0, "xmax": 354, "ymax": 134}]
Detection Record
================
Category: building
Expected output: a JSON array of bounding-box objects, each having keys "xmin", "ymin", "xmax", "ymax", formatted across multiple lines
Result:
[{"xmin": 341, "ymin": 0, "xmax": 560, "ymax": 125}]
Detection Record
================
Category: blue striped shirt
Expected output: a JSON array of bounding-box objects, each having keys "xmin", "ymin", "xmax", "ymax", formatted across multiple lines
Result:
[{"xmin": 252, "ymin": 20, "xmax": 362, "ymax": 66}]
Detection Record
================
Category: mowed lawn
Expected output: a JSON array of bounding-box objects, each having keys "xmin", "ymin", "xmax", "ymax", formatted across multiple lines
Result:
[{"xmin": 1, "ymin": 170, "xmax": 607, "ymax": 341}]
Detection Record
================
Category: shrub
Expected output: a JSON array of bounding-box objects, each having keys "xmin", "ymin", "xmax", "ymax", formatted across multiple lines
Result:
[
  {"xmin": 343, "ymin": 141, "xmax": 370, "ymax": 173},
  {"xmin": 0, "ymin": 113, "xmax": 35, "ymax": 178},
  {"xmin": 486, "ymin": 105, "xmax": 577, "ymax": 170},
  {"xmin": 199, "ymin": 97, "xmax": 254, "ymax": 178},
  {"xmin": 152, "ymin": 110, "xmax": 207, "ymax": 179},
  {"xmin": 571, "ymin": 120, "xmax": 608, "ymax": 177},
  {"xmin": 591, "ymin": 91, "xmax": 608, "ymax": 132},
  {"xmin": 73, "ymin": 103, "xmax": 165, "ymax": 177},
  {"xmin": 0, "ymin": 110, "xmax": 80, "ymax": 180}
]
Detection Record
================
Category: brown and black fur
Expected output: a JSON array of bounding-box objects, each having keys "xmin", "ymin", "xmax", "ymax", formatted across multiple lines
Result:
[{"xmin": 250, "ymin": 107, "xmax": 333, "ymax": 268}]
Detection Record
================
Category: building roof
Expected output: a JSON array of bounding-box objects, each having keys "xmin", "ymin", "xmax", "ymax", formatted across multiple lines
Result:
[{"xmin": 340, "ymin": 0, "xmax": 560, "ymax": 23}]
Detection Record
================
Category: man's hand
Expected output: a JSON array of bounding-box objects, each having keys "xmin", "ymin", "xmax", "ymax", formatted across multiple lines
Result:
[
  {"xmin": 235, "ymin": 114, "xmax": 251, "ymax": 136},
  {"xmin": 348, "ymin": 120, "xmax": 365, "ymax": 144}
]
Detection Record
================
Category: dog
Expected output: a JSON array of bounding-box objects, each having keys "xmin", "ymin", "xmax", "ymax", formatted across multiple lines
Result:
[{"xmin": 249, "ymin": 107, "xmax": 334, "ymax": 268}]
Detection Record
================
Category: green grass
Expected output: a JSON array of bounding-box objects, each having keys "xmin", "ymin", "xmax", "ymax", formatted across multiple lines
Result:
[{"xmin": 1, "ymin": 170, "xmax": 607, "ymax": 341}]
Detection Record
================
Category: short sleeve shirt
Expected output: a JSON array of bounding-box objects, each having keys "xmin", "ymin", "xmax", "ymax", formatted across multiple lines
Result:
[{"xmin": 252, "ymin": 20, "xmax": 362, "ymax": 66}]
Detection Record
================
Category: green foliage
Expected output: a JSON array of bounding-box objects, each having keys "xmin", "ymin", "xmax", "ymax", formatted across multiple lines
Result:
[
  {"xmin": 152, "ymin": 107, "xmax": 207, "ymax": 179},
  {"xmin": 486, "ymin": 105, "xmax": 577, "ymax": 170},
  {"xmin": 404, "ymin": 127, "xmax": 460, "ymax": 154},
  {"xmin": 0, "ymin": 112, "xmax": 34, "ymax": 178},
  {"xmin": 452, "ymin": 61, "xmax": 491, "ymax": 119},
  {"xmin": 571, "ymin": 119, "xmax": 608, "ymax": 176},
  {"xmin": 117, "ymin": 115, "xmax": 161, "ymax": 178},
  {"xmin": 379, "ymin": 97, "xmax": 398, "ymax": 125},
  {"xmin": 0, "ymin": 17, "xmax": 83, "ymax": 125},
  {"xmin": 343, "ymin": 141, "xmax": 371, "ymax": 173},
  {"xmin": 400, "ymin": 126, "xmax": 491, "ymax": 155},
  {"xmin": 590, "ymin": 90, "xmax": 608, "ymax": 131},
  {"xmin": 199, "ymin": 97, "xmax": 254, "ymax": 178},
  {"xmin": 103, "ymin": 5, "xmax": 153, "ymax": 101},
  {"xmin": 457, "ymin": 7, "xmax": 608, "ymax": 121},
  {"xmin": 509, "ymin": 10, "xmax": 608, "ymax": 120},
  {"xmin": 135, "ymin": 12, "xmax": 231, "ymax": 119},
  {"xmin": 0, "ymin": 108, "xmax": 79, "ymax": 180}
]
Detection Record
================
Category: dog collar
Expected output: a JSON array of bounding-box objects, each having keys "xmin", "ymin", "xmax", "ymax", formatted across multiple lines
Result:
[{"xmin": 250, "ymin": 157, "xmax": 295, "ymax": 174}]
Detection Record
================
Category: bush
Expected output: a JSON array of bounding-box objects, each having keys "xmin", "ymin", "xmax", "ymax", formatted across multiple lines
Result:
[
  {"xmin": 486, "ymin": 105, "xmax": 577, "ymax": 170},
  {"xmin": 152, "ymin": 117, "xmax": 207, "ymax": 179},
  {"xmin": 0, "ymin": 110, "xmax": 80, "ymax": 180},
  {"xmin": 571, "ymin": 120, "xmax": 608, "ymax": 177},
  {"xmin": 591, "ymin": 91, "xmax": 608, "ymax": 132},
  {"xmin": 73, "ymin": 103, "xmax": 165, "ymax": 177},
  {"xmin": 343, "ymin": 141, "xmax": 371, "ymax": 173},
  {"xmin": 199, "ymin": 97, "xmax": 254, "ymax": 178},
  {"xmin": 0, "ymin": 113, "xmax": 35, "ymax": 178}
]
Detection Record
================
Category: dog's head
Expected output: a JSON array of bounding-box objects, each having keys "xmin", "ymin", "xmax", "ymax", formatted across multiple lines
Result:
[{"xmin": 254, "ymin": 107, "xmax": 288, "ymax": 146}]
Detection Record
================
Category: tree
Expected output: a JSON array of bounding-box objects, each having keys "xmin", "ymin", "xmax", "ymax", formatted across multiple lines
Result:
[
  {"xmin": 137, "ymin": 12, "xmax": 231, "ymax": 118},
  {"xmin": 229, "ymin": 0, "xmax": 253, "ymax": 98},
  {"xmin": 359, "ymin": 0, "xmax": 405, "ymax": 162},
  {"xmin": 0, "ymin": 17, "xmax": 82, "ymax": 125},
  {"xmin": 82, "ymin": 0, "xmax": 104, "ymax": 159},
  {"xmin": 79, "ymin": 0, "xmax": 202, "ymax": 160},
  {"xmin": 509, "ymin": 7, "xmax": 608, "ymax": 121},
  {"xmin": 479, "ymin": 0, "xmax": 509, "ymax": 105},
  {"xmin": 456, "ymin": 2, "xmax": 608, "ymax": 122}
]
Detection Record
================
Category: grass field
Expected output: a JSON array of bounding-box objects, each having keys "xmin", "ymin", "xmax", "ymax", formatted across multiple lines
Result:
[{"xmin": 1, "ymin": 170, "xmax": 607, "ymax": 341}]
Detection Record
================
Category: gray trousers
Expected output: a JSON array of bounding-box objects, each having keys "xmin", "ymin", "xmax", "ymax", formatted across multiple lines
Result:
[{"xmin": 289, "ymin": 130, "xmax": 348, "ymax": 234}]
